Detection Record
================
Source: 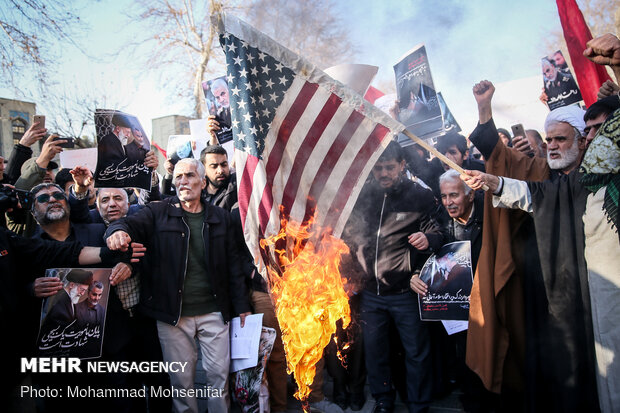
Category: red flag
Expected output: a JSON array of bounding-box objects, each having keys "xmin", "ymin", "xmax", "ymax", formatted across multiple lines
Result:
[
  {"xmin": 151, "ymin": 142, "xmax": 167, "ymax": 159},
  {"xmin": 213, "ymin": 14, "xmax": 404, "ymax": 276},
  {"xmin": 364, "ymin": 86, "xmax": 385, "ymax": 104},
  {"xmin": 556, "ymin": 0, "xmax": 611, "ymax": 107}
]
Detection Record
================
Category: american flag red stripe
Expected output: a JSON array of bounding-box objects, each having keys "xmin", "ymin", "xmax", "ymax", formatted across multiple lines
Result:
[
  {"xmin": 258, "ymin": 82, "xmax": 320, "ymax": 230},
  {"xmin": 302, "ymin": 110, "xmax": 366, "ymax": 222},
  {"xmin": 280, "ymin": 93, "xmax": 343, "ymax": 219},
  {"xmin": 237, "ymin": 154, "xmax": 259, "ymax": 228},
  {"xmin": 323, "ymin": 124, "xmax": 389, "ymax": 231},
  {"xmin": 214, "ymin": 14, "xmax": 404, "ymax": 275}
]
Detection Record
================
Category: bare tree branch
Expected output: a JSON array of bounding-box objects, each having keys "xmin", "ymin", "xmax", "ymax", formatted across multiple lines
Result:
[
  {"xmin": 0, "ymin": 0, "xmax": 86, "ymax": 89},
  {"xmin": 124, "ymin": 0, "xmax": 356, "ymax": 119}
]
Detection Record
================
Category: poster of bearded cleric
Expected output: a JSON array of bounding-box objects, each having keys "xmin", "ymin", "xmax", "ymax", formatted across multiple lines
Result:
[
  {"xmin": 394, "ymin": 44, "xmax": 443, "ymax": 143},
  {"xmin": 417, "ymin": 241, "xmax": 473, "ymax": 321},
  {"xmin": 94, "ymin": 109, "xmax": 152, "ymax": 189},
  {"xmin": 203, "ymin": 75, "xmax": 233, "ymax": 144},
  {"xmin": 542, "ymin": 50, "xmax": 582, "ymax": 111},
  {"xmin": 37, "ymin": 268, "xmax": 111, "ymax": 359}
]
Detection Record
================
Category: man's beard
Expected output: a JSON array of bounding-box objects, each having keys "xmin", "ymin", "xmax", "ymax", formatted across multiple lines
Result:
[
  {"xmin": 68, "ymin": 286, "xmax": 80, "ymax": 305},
  {"xmin": 547, "ymin": 137, "xmax": 580, "ymax": 170},
  {"xmin": 117, "ymin": 129, "xmax": 128, "ymax": 145},
  {"xmin": 33, "ymin": 205, "xmax": 68, "ymax": 225},
  {"xmin": 208, "ymin": 175, "xmax": 228, "ymax": 189}
]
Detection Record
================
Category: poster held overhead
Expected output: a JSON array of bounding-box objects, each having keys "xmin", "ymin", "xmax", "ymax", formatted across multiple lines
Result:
[
  {"xmin": 166, "ymin": 135, "xmax": 197, "ymax": 165},
  {"xmin": 394, "ymin": 44, "xmax": 443, "ymax": 146},
  {"xmin": 203, "ymin": 76, "xmax": 233, "ymax": 144},
  {"xmin": 93, "ymin": 109, "xmax": 151, "ymax": 190},
  {"xmin": 542, "ymin": 50, "xmax": 582, "ymax": 110}
]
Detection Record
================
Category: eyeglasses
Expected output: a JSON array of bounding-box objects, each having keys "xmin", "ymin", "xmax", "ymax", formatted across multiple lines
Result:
[
  {"xmin": 584, "ymin": 122, "xmax": 603, "ymax": 136},
  {"xmin": 35, "ymin": 192, "xmax": 66, "ymax": 204}
]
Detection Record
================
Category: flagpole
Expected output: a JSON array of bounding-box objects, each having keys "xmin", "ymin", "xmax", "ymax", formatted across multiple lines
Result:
[{"xmin": 401, "ymin": 128, "xmax": 489, "ymax": 191}]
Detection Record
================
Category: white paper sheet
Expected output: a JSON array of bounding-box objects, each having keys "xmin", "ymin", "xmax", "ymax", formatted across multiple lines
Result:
[
  {"xmin": 230, "ymin": 313, "xmax": 263, "ymax": 372},
  {"xmin": 441, "ymin": 320, "xmax": 468, "ymax": 335},
  {"xmin": 59, "ymin": 148, "xmax": 98, "ymax": 171}
]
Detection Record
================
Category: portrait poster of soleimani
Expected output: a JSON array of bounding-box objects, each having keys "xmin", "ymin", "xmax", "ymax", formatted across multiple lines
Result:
[
  {"xmin": 417, "ymin": 241, "xmax": 473, "ymax": 321},
  {"xmin": 541, "ymin": 50, "xmax": 582, "ymax": 111},
  {"xmin": 203, "ymin": 75, "xmax": 233, "ymax": 144},
  {"xmin": 37, "ymin": 268, "xmax": 111, "ymax": 360},
  {"xmin": 94, "ymin": 109, "xmax": 151, "ymax": 190},
  {"xmin": 393, "ymin": 44, "xmax": 443, "ymax": 141}
]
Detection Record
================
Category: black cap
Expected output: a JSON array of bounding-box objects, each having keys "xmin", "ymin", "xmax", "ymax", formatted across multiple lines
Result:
[
  {"xmin": 65, "ymin": 269, "xmax": 94, "ymax": 285},
  {"xmin": 111, "ymin": 113, "xmax": 133, "ymax": 128}
]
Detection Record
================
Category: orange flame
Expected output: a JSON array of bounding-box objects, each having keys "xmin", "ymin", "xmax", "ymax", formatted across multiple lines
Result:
[{"xmin": 260, "ymin": 213, "xmax": 351, "ymax": 402}]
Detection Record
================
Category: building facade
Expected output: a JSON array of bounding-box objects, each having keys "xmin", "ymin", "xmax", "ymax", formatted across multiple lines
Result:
[
  {"xmin": 151, "ymin": 114, "xmax": 193, "ymax": 176},
  {"xmin": 0, "ymin": 97, "xmax": 39, "ymax": 158}
]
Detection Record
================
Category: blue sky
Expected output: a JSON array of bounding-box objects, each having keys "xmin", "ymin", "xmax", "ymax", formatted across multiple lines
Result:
[{"xmin": 0, "ymin": 0, "xmax": 583, "ymax": 136}]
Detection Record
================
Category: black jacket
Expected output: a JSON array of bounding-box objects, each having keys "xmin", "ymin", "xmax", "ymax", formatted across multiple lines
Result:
[
  {"xmin": 205, "ymin": 172, "xmax": 238, "ymax": 211},
  {"xmin": 0, "ymin": 228, "xmax": 83, "ymax": 389},
  {"xmin": 5, "ymin": 143, "xmax": 33, "ymax": 185},
  {"xmin": 402, "ymin": 148, "xmax": 485, "ymax": 198},
  {"xmin": 346, "ymin": 178, "xmax": 445, "ymax": 295},
  {"xmin": 105, "ymin": 197, "xmax": 251, "ymax": 325}
]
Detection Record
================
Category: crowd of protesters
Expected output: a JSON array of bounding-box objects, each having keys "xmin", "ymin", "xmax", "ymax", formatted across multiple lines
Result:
[{"xmin": 1, "ymin": 29, "xmax": 620, "ymax": 413}]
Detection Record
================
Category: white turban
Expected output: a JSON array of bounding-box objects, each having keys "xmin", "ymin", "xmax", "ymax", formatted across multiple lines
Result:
[{"xmin": 544, "ymin": 105, "xmax": 586, "ymax": 136}]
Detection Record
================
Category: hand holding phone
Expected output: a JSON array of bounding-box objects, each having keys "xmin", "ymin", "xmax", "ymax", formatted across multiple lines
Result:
[
  {"xmin": 52, "ymin": 136, "xmax": 75, "ymax": 149},
  {"xmin": 511, "ymin": 124, "xmax": 533, "ymax": 157},
  {"xmin": 511, "ymin": 123, "xmax": 526, "ymax": 139},
  {"xmin": 33, "ymin": 115, "xmax": 45, "ymax": 129}
]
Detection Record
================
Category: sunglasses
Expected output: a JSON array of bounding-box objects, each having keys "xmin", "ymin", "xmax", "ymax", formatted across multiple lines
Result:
[{"xmin": 35, "ymin": 191, "xmax": 66, "ymax": 204}]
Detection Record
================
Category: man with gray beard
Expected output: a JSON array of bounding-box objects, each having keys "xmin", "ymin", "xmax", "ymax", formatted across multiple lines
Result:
[
  {"xmin": 462, "ymin": 103, "xmax": 600, "ymax": 412},
  {"xmin": 543, "ymin": 108, "xmax": 586, "ymax": 173}
]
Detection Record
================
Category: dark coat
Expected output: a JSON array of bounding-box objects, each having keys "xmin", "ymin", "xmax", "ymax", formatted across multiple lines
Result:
[
  {"xmin": 124, "ymin": 141, "xmax": 147, "ymax": 165},
  {"xmin": 466, "ymin": 119, "xmax": 550, "ymax": 403},
  {"xmin": 0, "ymin": 228, "xmax": 82, "ymax": 389},
  {"xmin": 5, "ymin": 143, "xmax": 33, "ymax": 185},
  {"xmin": 105, "ymin": 196, "xmax": 251, "ymax": 325},
  {"xmin": 346, "ymin": 177, "xmax": 444, "ymax": 295},
  {"xmin": 205, "ymin": 172, "xmax": 238, "ymax": 211},
  {"xmin": 402, "ymin": 150, "xmax": 485, "ymax": 199},
  {"xmin": 75, "ymin": 300, "xmax": 105, "ymax": 328},
  {"xmin": 95, "ymin": 132, "xmax": 126, "ymax": 177},
  {"xmin": 445, "ymin": 191, "xmax": 484, "ymax": 272},
  {"xmin": 41, "ymin": 288, "xmax": 75, "ymax": 328}
]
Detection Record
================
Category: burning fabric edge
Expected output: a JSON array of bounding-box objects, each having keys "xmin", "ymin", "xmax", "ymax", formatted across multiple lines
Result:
[{"xmin": 260, "ymin": 213, "xmax": 351, "ymax": 402}]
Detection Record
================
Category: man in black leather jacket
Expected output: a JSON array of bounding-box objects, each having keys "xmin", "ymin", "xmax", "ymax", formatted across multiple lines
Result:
[{"xmin": 345, "ymin": 141, "xmax": 444, "ymax": 413}]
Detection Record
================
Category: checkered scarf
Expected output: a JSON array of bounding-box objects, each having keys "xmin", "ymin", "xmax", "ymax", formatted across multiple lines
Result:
[{"xmin": 580, "ymin": 108, "xmax": 620, "ymax": 240}]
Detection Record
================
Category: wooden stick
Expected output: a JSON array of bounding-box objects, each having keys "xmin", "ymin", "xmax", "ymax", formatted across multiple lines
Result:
[{"xmin": 401, "ymin": 128, "xmax": 489, "ymax": 192}]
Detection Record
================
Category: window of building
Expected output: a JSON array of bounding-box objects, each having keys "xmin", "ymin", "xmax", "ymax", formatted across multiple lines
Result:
[{"xmin": 12, "ymin": 118, "xmax": 27, "ymax": 145}]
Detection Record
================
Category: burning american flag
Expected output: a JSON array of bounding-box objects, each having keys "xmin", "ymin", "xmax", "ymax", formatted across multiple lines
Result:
[{"xmin": 212, "ymin": 13, "xmax": 404, "ymax": 402}]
